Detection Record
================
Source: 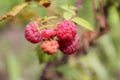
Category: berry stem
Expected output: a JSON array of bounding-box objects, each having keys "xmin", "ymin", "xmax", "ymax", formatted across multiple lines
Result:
[{"xmin": 37, "ymin": 24, "xmax": 57, "ymax": 31}]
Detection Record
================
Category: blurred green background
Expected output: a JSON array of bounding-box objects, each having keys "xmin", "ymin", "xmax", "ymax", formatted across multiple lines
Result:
[{"xmin": 0, "ymin": 0, "xmax": 120, "ymax": 80}]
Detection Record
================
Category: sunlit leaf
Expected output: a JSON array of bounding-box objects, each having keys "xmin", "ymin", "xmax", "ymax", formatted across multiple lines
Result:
[
  {"xmin": 60, "ymin": 5, "xmax": 75, "ymax": 14},
  {"xmin": 0, "ymin": 3, "xmax": 28, "ymax": 21},
  {"xmin": 69, "ymin": 6, "xmax": 77, "ymax": 10},
  {"xmin": 63, "ymin": 12, "xmax": 73, "ymax": 20},
  {"xmin": 72, "ymin": 17, "xmax": 94, "ymax": 31},
  {"xmin": 60, "ymin": 5, "xmax": 69, "ymax": 11},
  {"xmin": 77, "ymin": 0, "xmax": 94, "ymax": 26}
]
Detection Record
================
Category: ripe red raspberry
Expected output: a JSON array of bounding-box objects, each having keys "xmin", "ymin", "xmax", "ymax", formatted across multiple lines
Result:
[
  {"xmin": 25, "ymin": 22, "xmax": 42, "ymax": 43},
  {"xmin": 40, "ymin": 40, "xmax": 59, "ymax": 55},
  {"xmin": 59, "ymin": 36, "xmax": 80, "ymax": 55},
  {"xmin": 41, "ymin": 29, "xmax": 56, "ymax": 39},
  {"xmin": 56, "ymin": 20, "xmax": 77, "ymax": 40}
]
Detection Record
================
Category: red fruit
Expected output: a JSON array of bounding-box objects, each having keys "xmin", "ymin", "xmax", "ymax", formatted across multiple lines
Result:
[
  {"xmin": 25, "ymin": 22, "xmax": 42, "ymax": 43},
  {"xmin": 56, "ymin": 20, "xmax": 77, "ymax": 40},
  {"xmin": 40, "ymin": 40, "xmax": 59, "ymax": 55},
  {"xmin": 41, "ymin": 29, "xmax": 56, "ymax": 39},
  {"xmin": 59, "ymin": 36, "xmax": 80, "ymax": 55}
]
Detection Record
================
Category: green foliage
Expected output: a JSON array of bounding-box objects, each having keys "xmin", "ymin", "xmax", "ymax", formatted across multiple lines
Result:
[
  {"xmin": 108, "ymin": 5, "xmax": 120, "ymax": 27},
  {"xmin": 36, "ymin": 45, "xmax": 57, "ymax": 63},
  {"xmin": 77, "ymin": 0, "xmax": 95, "ymax": 26},
  {"xmin": 72, "ymin": 17, "xmax": 94, "ymax": 31},
  {"xmin": 0, "ymin": 3, "xmax": 28, "ymax": 21},
  {"xmin": 5, "ymin": 54, "xmax": 20, "ymax": 80},
  {"xmin": 63, "ymin": 12, "xmax": 73, "ymax": 20}
]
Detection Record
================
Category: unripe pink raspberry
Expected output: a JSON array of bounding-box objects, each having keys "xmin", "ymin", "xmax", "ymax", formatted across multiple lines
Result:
[
  {"xmin": 25, "ymin": 22, "xmax": 42, "ymax": 43},
  {"xmin": 56, "ymin": 20, "xmax": 77, "ymax": 40},
  {"xmin": 59, "ymin": 36, "xmax": 80, "ymax": 55},
  {"xmin": 40, "ymin": 40, "xmax": 59, "ymax": 55},
  {"xmin": 41, "ymin": 29, "xmax": 56, "ymax": 39}
]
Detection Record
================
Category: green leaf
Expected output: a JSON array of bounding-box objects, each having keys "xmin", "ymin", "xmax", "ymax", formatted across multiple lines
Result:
[
  {"xmin": 5, "ymin": 54, "xmax": 20, "ymax": 80},
  {"xmin": 36, "ymin": 49, "xmax": 50, "ymax": 63},
  {"xmin": 35, "ymin": 45, "xmax": 56, "ymax": 63},
  {"xmin": 69, "ymin": 6, "xmax": 77, "ymax": 10},
  {"xmin": 60, "ymin": 5, "xmax": 75, "ymax": 15},
  {"xmin": 0, "ymin": 3, "xmax": 28, "ymax": 21},
  {"xmin": 63, "ymin": 12, "xmax": 73, "ymax": 20},
  {"xmin": 72, "ymin": 17, "xmax": 94, "ymax": 31},
  {"xmin": 60, "ymin": 5, "xmax": 69, "ymax": 11},
  {"xmin": 60, "ymin": 5, "xmax": 76, "ymax": 11},
  {"xmin": 108, "ymin": 6, "xmax": 120, "ymax": 27},
  {"xmin": 77, "ymin": 0, "xmax": 95, "ymax": 25}
]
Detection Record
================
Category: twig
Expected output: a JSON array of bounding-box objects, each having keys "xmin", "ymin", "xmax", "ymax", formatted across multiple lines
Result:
[
  {"xmin": 91, "ymin": 0, "xmax": 98, "ymax": 27},
  {"xmin": 40, "ymin": 61, "xmax": 52, "ymax": 80}
]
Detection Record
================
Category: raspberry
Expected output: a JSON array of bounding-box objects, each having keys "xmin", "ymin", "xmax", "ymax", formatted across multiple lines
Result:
[
  {"xmin": 59, "ymin": 36, "xmax": 80, "ymax": 55},
  {"xmin": 25, "ymin": 22, "xmax": 42, "ymax": 43},
  {"xmin": 41, "ymin": 29, "xmax": 56, "ymax": 39},
  {"xmin": 40, "ymin": 40, "xmax": 59, "ymax": 55},
  {"xmin": 56, "ymin": 20, "xmax": 77, "ymax": 40}
]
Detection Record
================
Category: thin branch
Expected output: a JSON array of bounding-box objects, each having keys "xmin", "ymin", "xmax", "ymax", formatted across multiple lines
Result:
[
  {"xmin": 91, "ymin": 0, "xmax": 98, "ymax": 27},
  {"xmin": 40, "ymin": 61, "xmax": 52, "ymax": 80}
]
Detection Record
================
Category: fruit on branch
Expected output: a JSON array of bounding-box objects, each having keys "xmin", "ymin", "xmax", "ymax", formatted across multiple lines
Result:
[
  {"xmin": 56, "ymin": 20, "xmax": 77, "ymax": 40},
  {"xmin": 24, "ymin": 18, "xmax": 81, "ymax": 55},
  {"xmin": 58, "ymin": 35, "xmax": 80, "ymax": 55},
  {"xmin": 41, "ymin": 29, "xmax": 56, "ymax": 39},
  {"xmin": 25, "ymin": 22, "xmax": 42, "ymax": 43},
  {"xmin": 40, "ymin": 40, "xmax": 59, "ymax": 54}
]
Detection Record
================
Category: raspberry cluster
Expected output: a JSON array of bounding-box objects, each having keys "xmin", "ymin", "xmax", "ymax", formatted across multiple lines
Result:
[{"xmin": 25, "ymin": 20, "xmax": 80, "ymax": 55}]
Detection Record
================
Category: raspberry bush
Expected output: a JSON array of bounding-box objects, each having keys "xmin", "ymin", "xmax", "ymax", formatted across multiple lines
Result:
[
  {"xmin": 1, "ymin": 0, "xmax": 116, "ymax": 80},
  {"xmin": 23, "ymin": 1, "xmax": 95, "ymax": 56}
]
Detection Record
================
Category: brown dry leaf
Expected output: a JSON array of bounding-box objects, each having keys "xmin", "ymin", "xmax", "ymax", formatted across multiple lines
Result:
[
  {"xmin": 38, "ymin": 0, "xmax": 51, "ymax": 7},
  {"xmin": 0, "ymin": 3, "xmax": 28, "ymax": 21}
]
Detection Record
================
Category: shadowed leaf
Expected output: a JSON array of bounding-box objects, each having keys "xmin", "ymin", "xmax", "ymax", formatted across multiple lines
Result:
[{"xmin": 0, "ymin": 3, "xmax": 28, "ymax": 21}]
